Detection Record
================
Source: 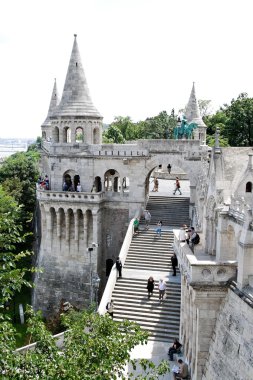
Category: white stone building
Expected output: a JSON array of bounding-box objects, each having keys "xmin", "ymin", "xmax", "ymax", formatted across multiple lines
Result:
[{"xmin": 33, "ymin": 35, "xmax": 253, "ymax": 380}]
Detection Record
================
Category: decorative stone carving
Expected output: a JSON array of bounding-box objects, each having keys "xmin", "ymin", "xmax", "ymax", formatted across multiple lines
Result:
[{"xmin": 201, "ymin": 268, "xmax": 212, "ymax": 279}]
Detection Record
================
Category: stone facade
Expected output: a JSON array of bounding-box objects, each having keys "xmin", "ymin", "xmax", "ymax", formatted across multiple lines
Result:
[
  {"xmin": 202, "ymin": 288, "xmax": 253, "ymax": 380},
  {"xmin": 33, "ymin": 34, "xmax": 253, "ymax": 380}
]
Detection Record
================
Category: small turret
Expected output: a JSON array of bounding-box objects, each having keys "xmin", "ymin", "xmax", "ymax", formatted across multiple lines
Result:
[
  {"xmin": 185, "ymin": 82, "xmax": 207, "ymax": 144},
  {"xmin": 41, "ymin": 79, "xmax": 59, "ymax": 140}
]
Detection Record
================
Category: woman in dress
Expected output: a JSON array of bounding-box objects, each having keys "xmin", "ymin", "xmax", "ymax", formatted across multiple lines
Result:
[{"xmin": 147, "ymin": 276, "xmax": 155, "ymax": 298}]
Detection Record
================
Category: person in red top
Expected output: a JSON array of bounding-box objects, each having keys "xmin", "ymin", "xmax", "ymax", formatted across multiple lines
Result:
[{"xmin": 173, "ymin": 177, "xmax": 182, "ymax": 195}]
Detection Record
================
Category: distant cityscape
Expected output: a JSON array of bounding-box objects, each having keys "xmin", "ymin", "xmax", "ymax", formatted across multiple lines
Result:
[{"xmin": 0, "ymin": 138, "xmax": 36, "ymax": 160}]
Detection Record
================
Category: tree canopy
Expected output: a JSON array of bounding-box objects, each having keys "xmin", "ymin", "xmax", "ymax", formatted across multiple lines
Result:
[
  {"xmin": 0, "ymin": 186, "xmax": 32, "ymax": 314},
  {"xmin": 1, "ymin": 307, "xmax": 169, "ymax": 379},
  {"xmin": 103, "ymin": 111, "xmax": 177, "ymax": 143}
]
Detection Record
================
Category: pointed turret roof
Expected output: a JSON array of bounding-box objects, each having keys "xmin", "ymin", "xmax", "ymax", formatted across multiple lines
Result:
[
  {"xmin": 42, "ymin": 79, "xmax": 59, "ymax": 126},
  {"xmin": 56, "ymin": 35, "xmax": 101, "ymax": 118},
  {"xmin": 185, "ymin": 82, "xmax": 206, "ymax": 127}
]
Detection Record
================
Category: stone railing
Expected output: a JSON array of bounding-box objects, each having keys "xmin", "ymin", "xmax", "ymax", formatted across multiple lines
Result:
[
  {"xmin": 41, "ymin": 140, "xmax": 149, "ymax": 157},
  {"xmin": 173, "ymin": 230, "xmax": 237, "ymax": 285},
  {"xmin": 15, "ymin": 331, "xmax": 65, "ymax": 354},
  {"xmin": 98, "ymin": 218, "xmax": 135, "ymax": 315},
  {"xmin": 37, "ymin": 190, "xmax": 105, "ymax": 203}
]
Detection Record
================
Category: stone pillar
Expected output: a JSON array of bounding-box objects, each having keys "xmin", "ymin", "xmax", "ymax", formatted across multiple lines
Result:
[
  {"xmin": 56, "ymin": 209, "xmax": 61, "ymax": 238},
  {"xmin": 74, "ymin": 210, "xmax": 79, "ymax": 241},
  {"xmin": 65, "ymin": 209, "xmax": 70, "ymax": 241},
  {"xmin": 71, "ymin": 123, "xmax": 76, "ymax": 143},
  {"xmin": 82, "ymin": 211, "xmax": 88, "ymax": 248},
  {"xmin": 192, "ymin": 287, "xmax": 227, "ymax": 379},
  {"xmin": 46, "ymin": 209, "xmax": 53, "ymax": 247},
  {"xmin": 59, "ymin": 128, "xmax": 63, "ymax": 143},
  {"xmin": 237, "ymin": 241, "xmax": 253, "ymax": 289}
]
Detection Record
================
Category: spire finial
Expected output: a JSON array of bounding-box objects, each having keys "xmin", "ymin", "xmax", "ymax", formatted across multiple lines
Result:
[{"xmin": 74, "ymin": 34, "xmax": 77, "ymax": 38}]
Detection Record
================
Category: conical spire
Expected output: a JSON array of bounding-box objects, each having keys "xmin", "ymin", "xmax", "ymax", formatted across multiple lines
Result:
[
  {"xmin": 185, "ymin": 82, "xmax": 205, "ymax": 127},
  {"xmin": 42, "ymin": 78, "xmax": 59, "ymax": 126},
  {"xmin": 56, "ymin": 34, "xmax": 101, "ymax": 118}
]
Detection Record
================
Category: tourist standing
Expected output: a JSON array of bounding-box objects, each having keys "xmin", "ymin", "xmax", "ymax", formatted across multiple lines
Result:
[
  {"xmin": 171, "ymin": 253, "xmax": 178, "ymax": 276},
  {"xmin": 133, "ymin": 217, "xmax": 140, "ymax": 235},
  {"xmin": 155, "ymin": 220, "xmax": 162, "ymax": 237},
  {"xmin": 158, "ymin": 279, "xmax": 166, "ymax": 302},
  {"xmin": 144, "ymin": 210, "xmax": 151, "ymax": 230},
  {"xmin": 147, "ymin": 276, "xmax": 155, "ymax": 298},
  {"xmin": 116, "ymin": 257, "xmax": 122, "ymax": 278},
  {"xmin": 167, "ymin": 163, "xmax": 172, "ymax": 174}
]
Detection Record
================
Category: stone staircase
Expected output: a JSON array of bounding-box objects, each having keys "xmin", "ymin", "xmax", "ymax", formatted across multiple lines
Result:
[
  {"xmin": 125, "ymin": 230, "xmax": 178, "ymax": 273},
  {"xmin": 141, "ymin": 195, "xmax": 190, "ymax": 227},
  {"xmin": 112, "ymin": 227, "xmax": 181, "ymax": 342},
  {"xmin": 112, "ymin": 277, "xmax": 181, "ymax": 342}
]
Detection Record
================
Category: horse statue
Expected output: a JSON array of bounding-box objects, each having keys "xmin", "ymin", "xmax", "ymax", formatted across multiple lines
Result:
[{"xmin": 173, "ymin": 116, "xmax": 198, "ymax": 140}]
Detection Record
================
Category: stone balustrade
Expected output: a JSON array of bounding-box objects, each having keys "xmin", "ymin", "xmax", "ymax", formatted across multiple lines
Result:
[
  {"xmin": 41, "ymin": 139, "xmax": 209, "ymax": 158},
  {"xmin": 173, "ymin": 230, "xmax": 237, "ymax": 285},
  {"xmin": 37, "ymin": 190, "xmax": 105, "ymax": 203},
  {"xmin": 98, "ymin": 218, "xmax": 136, "ymax": 315}
]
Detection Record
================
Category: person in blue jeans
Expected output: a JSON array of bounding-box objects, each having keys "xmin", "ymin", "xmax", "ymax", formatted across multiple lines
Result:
[{"xmin": 155, "ymin": 220, "xmax": 162, "ymax": 237}]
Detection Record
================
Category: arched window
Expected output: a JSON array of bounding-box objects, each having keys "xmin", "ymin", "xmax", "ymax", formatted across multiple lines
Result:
[
  {"xmin": 75, "ymin": 127, "xmax": 84, "ymax": 142},
  {"xmin": 104, "ymin": 169, "xmax": 120, "ymax": 192},
  {"xmin": 93, "ymin": 176, "xmax": 102, "ymax": 192},
  {"xmin": 246, "ymin": 182, "xmax": 252, "ymax": 193},
  {"xmin": 63, "ymin": 127, "xmax": 71, "ymax": 143}
]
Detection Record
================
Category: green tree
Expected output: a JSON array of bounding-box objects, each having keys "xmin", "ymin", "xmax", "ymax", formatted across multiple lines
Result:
[
  {"xmin": 0, "ymin": 186, "xmax": 32, "ymax": 312},
  {"xmin": 221, "ymin": 92, "xmax": 253, "ymax": 146},
  {"xmin": 139, "ymin": 110, "xmax": 177, "ymax": 139},
  {"xmin": 1, "ymin": 307, "xmax": 170, "ymax": 379},
  {"xmin": 198, "ymin": 99, "xmax": 212, "ymax": 117},
  {"xmin": 103, "ymin": 125, "xmax": 125, "ymax": 143},
  {"xmin": 0, "ymin": 150, "xmax": 39, "ymax": 216}
]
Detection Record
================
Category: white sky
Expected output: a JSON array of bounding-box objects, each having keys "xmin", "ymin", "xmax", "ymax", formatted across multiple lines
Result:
[{"xmin": 1, "ymin": 0, "xmax": 253, "ymax": 138}]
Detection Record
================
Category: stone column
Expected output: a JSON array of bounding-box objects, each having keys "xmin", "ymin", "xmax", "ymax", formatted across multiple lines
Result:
[
  {"xmin": 46, "ymin": 209, "xmax": 53, "ymax": 248},
  {"xmin": 83, "ymin": 211, "xmax": 88, "ymax": 249},
  {"xmin": 65, "ymin": 209, "xmax": 70, "ymax": 241},
  {"xmin": 74, "ymin": 210, "xmax": 79, "ymax": 241},
  {"xmin": 56, "ymin": 209, "xmax": 61, "ymax": 238},
  {"xmin": 192, "ymin": 287, "xmax": 227, "ymax": 379}
]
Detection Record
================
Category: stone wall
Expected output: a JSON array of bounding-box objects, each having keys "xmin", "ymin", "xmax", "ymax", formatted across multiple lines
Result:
[{"xmin": 203, "ymin": 288, "xmax": 253, "ymax": 380}]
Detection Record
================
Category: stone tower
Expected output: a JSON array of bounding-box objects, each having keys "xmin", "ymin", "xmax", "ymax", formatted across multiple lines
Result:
[
  {"xmin": 185, "ymin": 82, "xmax": 207, "ymax": 144},
  {"xmin": 33, "ymin": 35, "xmax": 105, "ymax": 316}
]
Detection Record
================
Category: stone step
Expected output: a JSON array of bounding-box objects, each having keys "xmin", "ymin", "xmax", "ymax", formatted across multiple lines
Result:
[{"xmin": 113, "ymin": 303, "xmax": 181, "ymax": 315}]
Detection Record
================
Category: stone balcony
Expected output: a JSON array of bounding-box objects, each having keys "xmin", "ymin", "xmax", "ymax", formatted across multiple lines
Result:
[
  {"xmin": 37, "ymin": 190, "xmax": 106, "ymax": 203},
  {"xmin": 173, "ymin": 230, "xmax": 237, "ymax": 286},
  {"xmin": 36, "ymin": 190, "xmax": 131, "ymax": 204}
]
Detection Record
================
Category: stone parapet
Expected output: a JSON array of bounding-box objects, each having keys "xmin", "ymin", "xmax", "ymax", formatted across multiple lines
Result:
[
  {"xmin": 173, "ymin": 229, "xmax": 237, "ymax": 285},
  {"xmin": 37, "ymin": 190, "xmax": 106, "ymax": 203}
]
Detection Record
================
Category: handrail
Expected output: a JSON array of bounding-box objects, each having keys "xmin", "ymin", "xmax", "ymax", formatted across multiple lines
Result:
[{"xmin": 98, "ymin": 218, "xmax": 135, "ymax": 315}]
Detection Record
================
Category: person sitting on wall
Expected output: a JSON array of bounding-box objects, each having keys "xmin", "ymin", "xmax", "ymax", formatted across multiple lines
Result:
[
  {"xmin": 168, "ymin": 338, "xmax": 182, "ymax": 361},
  {"xmin": 173, "ymin": 359, "xmax": 189, "ymax": 379},
  {"xmin": 133, "ymin": 218, "xmax": 140, "ymax": 235}
]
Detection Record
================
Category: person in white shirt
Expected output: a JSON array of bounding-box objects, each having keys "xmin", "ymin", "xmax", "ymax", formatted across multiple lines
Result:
[
  {"xmin": 144, "ymin": 210, "xmax": 151, "ymax": 230},
  {"xmin": 77, "ymin": 183, "xmax": 82, "ymax": 192},
  {"xmin": 179, "ymin": 226, "xmax": 186, "ymax": 242},
  {"xmin": 158, "ymin": 279, "xmax": 166, "ymax": 302}
]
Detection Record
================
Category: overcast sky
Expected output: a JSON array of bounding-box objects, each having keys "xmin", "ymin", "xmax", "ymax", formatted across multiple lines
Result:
[{"xmin": 1, "ymin": 0, "xmax": 253, "ymax": 138}]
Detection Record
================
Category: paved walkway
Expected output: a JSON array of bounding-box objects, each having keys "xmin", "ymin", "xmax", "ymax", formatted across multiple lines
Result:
[{"xmin": 149, "ymin": 178, "xmax": 190, "ymax": 198}]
